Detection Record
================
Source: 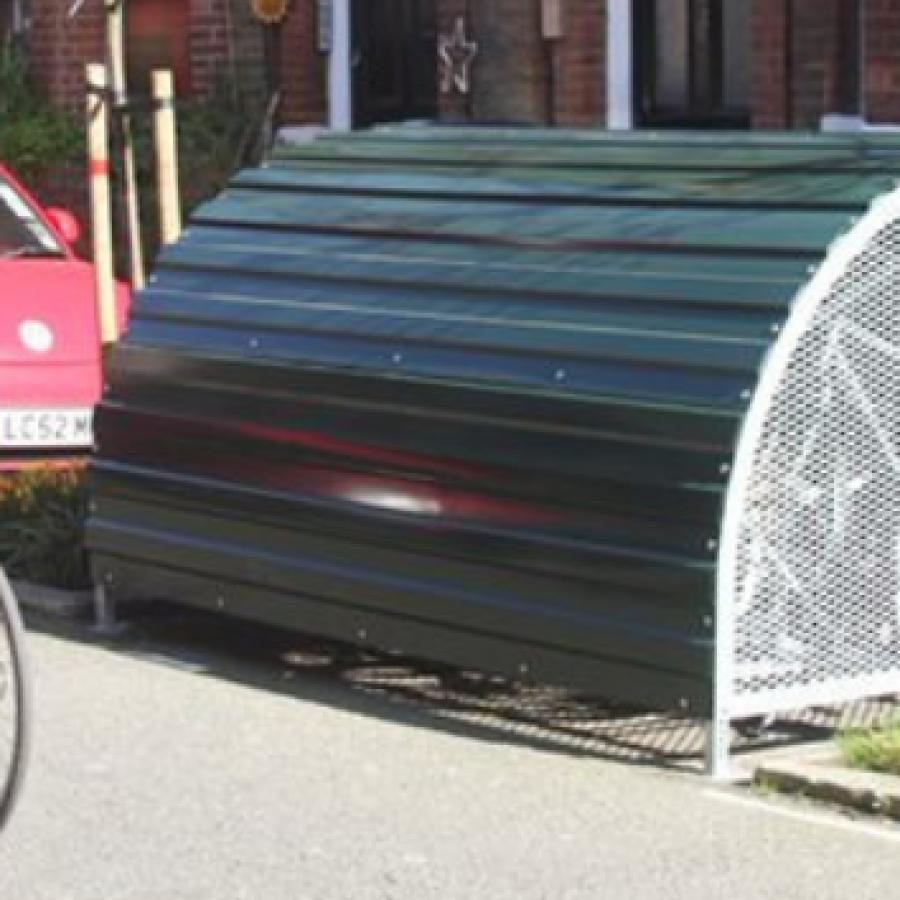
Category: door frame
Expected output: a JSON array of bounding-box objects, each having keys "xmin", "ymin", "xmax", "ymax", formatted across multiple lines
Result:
[
  {"xmin": 328, "ymin": 0, "xmax": 353, "ymax": 130},
  {"xmin": 607, "ymin": 0, "xmax": 635, "ymax": 129},
  {"xmin": 329, "ymin": 0, "xmax": 638, "ymax": 132}
]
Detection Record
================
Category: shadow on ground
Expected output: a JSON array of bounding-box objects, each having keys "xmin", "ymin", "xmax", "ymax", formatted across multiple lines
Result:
[{"xmin": 24, "ymin": 603, "xmax": 900, "ymax": 775}]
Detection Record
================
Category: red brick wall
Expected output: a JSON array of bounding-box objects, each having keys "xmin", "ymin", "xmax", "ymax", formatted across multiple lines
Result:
[
  {"xmin": 865, "ymin": 0, "xmax": 900, "ymax": 123},
  {"xmin": 555, "ymin": 0, "xmax": 605, "ymax": 126},
  {"xmin": 751, "ymin": 0, "xmax": 790, "ymax": 128},
  {"xmin": 27, "ymin": 0, "xmax": 900, "ymax": 131},
  {"xmin": 128, "ymin": 0, "xmax": 193, "ymax": 95},
  {"xmin": 789, "ymin": 0, "xmax": 842, "ymax": 128},
  {"xmin": 189, "ymin": 0, "xmax": 230, "ymax": 97},
  {"xmin": 751, "ymin": 0, "xmax": 876, "ymax": 129},
  {"xmin": 26, "ymin": 0, "xmax": 263, "ymax": 112},
  {"xmin": 279, "ymin": 0, "xmax": 327, "ymax": 123},
  {"xmin": 230, "ymin": 0, "xmax": 267, "ymax": 106},
  {"xmin": 26, "ymin": 0, "xmax": 105, "ymax": 112}
]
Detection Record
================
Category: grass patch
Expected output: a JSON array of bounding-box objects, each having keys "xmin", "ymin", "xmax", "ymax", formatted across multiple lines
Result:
[
  {"xmin": 752, "ymin": 772, "xmax": 782, "ymax": 796},
  {"xmin": 0, "ymin": 467, "xmax": 90, "ymax": 590},
  {"xmin": 839, "ymin": 719, "xmax": 900, "ymax": 777}
]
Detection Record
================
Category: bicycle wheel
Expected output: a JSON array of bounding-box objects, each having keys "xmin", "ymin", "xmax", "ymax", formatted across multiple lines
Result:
[{"xmin": 0, "ymin": 568, "xmax": 30, "ymax": 830}]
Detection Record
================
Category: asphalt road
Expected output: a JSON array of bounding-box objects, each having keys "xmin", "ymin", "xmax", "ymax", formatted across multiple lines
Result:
[{"xmin": 1, "ymin": 610, "xmax": 899, "ymax": 900}]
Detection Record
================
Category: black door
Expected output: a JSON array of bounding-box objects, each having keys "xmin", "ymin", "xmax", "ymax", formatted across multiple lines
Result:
[
  {"xmin": 352, "ymin": 0, "xmax": 437, "ymax": 127},
  {"xmin": 635, "ymin": 0, "xmax": 750, "ymax": 127}
]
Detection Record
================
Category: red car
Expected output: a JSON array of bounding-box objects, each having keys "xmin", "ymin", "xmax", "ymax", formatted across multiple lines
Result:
[{"xmin": 0, "ymin": 164, "xmax": 129, "ymax": 464}]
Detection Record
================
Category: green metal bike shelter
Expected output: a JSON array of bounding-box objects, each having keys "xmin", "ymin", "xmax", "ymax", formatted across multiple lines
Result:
[{"xmin": 87, "ymin": 128, "xmax": 900, "ymax": 776}]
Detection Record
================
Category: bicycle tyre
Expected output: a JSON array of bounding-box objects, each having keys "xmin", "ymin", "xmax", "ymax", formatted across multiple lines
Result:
[{"xmin": 0, "ymin": 568, "xmax": 31, "ymax": 831}]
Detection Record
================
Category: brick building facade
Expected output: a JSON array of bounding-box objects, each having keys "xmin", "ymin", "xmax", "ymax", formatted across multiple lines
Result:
[
  {"xmin": 10, "ymin": 1, "xmax": 900, "ymax": 132},
  {"xmin": 288, "ymin": 0, "xmax": 900, "ymax": 132},
  {"xmin": 18, "ymin": 0, "xmax": 266, "ymax": 110}
]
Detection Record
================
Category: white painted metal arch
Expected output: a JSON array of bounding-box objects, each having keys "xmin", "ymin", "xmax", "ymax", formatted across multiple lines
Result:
[{"xmin": 711, "ymin": 188, "xmax": 900, "ymax": 777}]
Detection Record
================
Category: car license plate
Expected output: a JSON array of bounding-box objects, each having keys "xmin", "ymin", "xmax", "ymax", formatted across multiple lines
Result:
[{"xmin": 0, "ymin": 408, "xmax": 93, "ymax": 448}]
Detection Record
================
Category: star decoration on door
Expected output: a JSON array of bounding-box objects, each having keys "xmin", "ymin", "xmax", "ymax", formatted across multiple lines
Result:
[{"xmin": 438, "ymin": 17, "xmax": 478, "ymax": 95}]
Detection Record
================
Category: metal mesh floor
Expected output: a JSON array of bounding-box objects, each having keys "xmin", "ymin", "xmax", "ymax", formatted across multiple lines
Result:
[
  {"xmin": 338, "ymin": 663, "xmax": 899, "ymax": 773},
  {"xmin": 72, "ymin": 604, "xmax": 900, "ymax": 775}
]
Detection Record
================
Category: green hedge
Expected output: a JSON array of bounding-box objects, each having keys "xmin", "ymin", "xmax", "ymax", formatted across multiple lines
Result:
[
  {"xmin": 2, "ymin": 43, "xmax": 260, "ymax": 264},
  {"xmin": 0, "ymin": 468, "xmax": 90, "ymax": 590},
  {"xmin": 128, "ymin": 86, "xmax": 261, "ymax": 269},
  {"xmin": 0, "ymin": 46, "xmax": 83, "ymax": 181},
  {"xmin": 840, "ymin": 719, "xmax": 900, "ymax": 777}
]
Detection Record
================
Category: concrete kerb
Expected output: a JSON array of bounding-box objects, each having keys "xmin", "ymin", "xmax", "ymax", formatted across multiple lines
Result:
[{"xmin": 752, "ymin": 745, "xmax": 900, "ymax": 822}]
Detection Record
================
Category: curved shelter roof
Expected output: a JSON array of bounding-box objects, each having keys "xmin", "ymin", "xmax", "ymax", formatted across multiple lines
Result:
[{"xmin": 88, "ymin": 130, "xmax": 900, "ymax": 770}]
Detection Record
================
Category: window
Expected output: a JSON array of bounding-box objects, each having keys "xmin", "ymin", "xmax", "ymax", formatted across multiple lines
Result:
[
  {"xmin": 635, "ymin": 0, "xmax": 750, "ymax": 127},
  {"xmin": 0, "ymin": 176, "xmax": 63, "ymax": 259}
]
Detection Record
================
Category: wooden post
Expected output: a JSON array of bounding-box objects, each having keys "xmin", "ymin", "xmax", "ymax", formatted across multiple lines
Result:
[
  {"xmin": 106, "ymin": 0, "xmax": 145, "ymax": 289},
  {"xmin": 152, "ymin": 70, "xmax": 182, "ymax": 245},
  {"xmin": 86, "ymin": 63, "xmax": 119, "ymax": 346}
]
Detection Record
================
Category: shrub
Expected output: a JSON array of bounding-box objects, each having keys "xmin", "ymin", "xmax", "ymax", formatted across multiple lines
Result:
[
  {"xmin": 0, "ymin": 45, "xmax": 83, "ymax": 182},
  {"xmin": 2, "ymin": 42, "xmax": 264, "ymax": 269},
  {"xmin": 0, "ymin": 39, "xmax": 30, "ymax": 117},
  {"xmin": 0, "ymin": 468, "xmax": 90, "ymax": 590},
  {"xmin": 839, "ymin": 719, "xmax": 900, "ymax": 777},
  {"xmin": 125, "ymin": 82, "xmax": 266, "ymax": 269},
  {"xmin": 0, "ymin": 110, "xmax": 83, "ymax": 182}
]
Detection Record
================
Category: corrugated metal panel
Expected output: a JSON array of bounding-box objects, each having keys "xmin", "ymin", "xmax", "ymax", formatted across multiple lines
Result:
[{"xmin": 87, "ymin": 130, "xmax": 900, "ymax": 715}]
